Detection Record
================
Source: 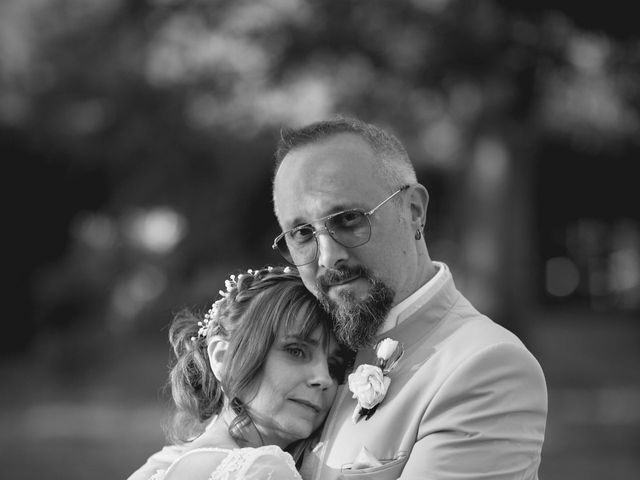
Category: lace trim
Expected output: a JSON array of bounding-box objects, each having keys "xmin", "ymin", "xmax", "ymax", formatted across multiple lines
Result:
[
  {"xmin": 149, "ymin": 469, "xmax": 165, "ymax": 480},
  {"xmin": 149, "ymin": 446, "xmax": 298, "ymax": 480},
  {"xmin": 148, "ymin": 448, "xmax": 230, "ymax": 480},
  {"xmin": 209, "ymin": 445, "xmax": 298, "ymax": 480}
]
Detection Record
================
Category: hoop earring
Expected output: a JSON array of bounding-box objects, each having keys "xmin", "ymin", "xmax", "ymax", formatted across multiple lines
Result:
[{"xmin": 415, "ymin": 228, "xmax": 422, "ymax": 240}]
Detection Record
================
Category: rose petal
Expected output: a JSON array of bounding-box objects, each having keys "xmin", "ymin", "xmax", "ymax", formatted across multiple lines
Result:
[
  {"xmin": 352, "ymin": 405, "xmax": 362, "ymax": 424},
  {"xmin": 376, "ymin": 338, "xmax": 399, "ymax": 361}
]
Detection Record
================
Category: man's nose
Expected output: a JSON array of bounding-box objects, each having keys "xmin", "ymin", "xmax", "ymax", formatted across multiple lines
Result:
[{"xmin": 316, "ymin": 230, "xmax": 349, "ymax": 269}]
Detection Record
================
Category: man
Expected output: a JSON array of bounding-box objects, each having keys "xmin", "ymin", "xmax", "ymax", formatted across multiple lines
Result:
[{"xmin": 128, "ymin": 116, "xmax": 547, "ymax": 479}]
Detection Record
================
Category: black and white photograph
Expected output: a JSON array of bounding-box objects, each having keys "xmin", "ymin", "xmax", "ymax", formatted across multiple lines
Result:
[{"xmin": 2, "ymin": 1, "xmax": 638, "ymax": 479}]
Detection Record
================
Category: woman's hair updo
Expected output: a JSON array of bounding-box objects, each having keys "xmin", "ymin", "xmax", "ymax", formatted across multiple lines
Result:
[{"xmin": 165, "ymin": 265, "xmax": 335, "ymax": 445}]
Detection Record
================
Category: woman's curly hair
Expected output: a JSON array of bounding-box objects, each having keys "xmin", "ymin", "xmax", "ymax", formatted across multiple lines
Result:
[{"xmin": 164, "ymin": 266, "xmax": 343, "ymax": 448}]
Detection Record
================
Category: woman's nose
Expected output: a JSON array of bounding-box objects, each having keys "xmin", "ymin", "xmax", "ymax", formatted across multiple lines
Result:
[{"xmin": 307, "ymin": 356, "xmax": 334, "ymax": 390}]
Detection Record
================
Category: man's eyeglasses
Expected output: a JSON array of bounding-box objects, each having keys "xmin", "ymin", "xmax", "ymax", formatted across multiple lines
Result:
[{"xmin": 272, "ymin": 185, "xmax": 410, "ymax": 267}]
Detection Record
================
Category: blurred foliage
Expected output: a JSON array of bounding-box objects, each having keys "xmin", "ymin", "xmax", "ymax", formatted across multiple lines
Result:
[{"xmin": 2, "ymin": 0, "xmax": 639, "ymax": 357}]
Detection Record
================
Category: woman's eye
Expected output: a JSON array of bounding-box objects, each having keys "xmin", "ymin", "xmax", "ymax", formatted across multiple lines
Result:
[{"xmin": 286, "ymin": 346, "xmax": 305, "ymax": 358}]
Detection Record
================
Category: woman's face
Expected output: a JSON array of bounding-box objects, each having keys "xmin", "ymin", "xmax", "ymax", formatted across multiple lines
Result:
[{"xmin": 246, "ymin": 314, "xmax": 345, "ymax": 448}]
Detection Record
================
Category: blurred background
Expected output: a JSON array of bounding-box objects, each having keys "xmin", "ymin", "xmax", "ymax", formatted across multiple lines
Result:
[{"xmin": 1, "ymin": 0, "xmax": 639, "ymax": 478}]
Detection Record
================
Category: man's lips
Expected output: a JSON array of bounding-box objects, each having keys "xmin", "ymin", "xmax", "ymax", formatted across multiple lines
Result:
[{"xmin": 324, "ymin": 275, "xmax": 361, "ymax": 288}]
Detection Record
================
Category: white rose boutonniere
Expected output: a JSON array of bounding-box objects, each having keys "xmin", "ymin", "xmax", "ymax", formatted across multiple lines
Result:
[
  {"xmin": 349, "ymin": 364, "xmax": 391, "ymax": 411},
  {"xmin": 347, "ymin": 338, "xmax": 403, "ymax": 423}
]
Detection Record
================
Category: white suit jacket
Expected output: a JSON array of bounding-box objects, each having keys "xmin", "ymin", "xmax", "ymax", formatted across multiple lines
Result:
[{"xmin": 300, "ymin": 271, "xmax": 547, "ymax": 480}]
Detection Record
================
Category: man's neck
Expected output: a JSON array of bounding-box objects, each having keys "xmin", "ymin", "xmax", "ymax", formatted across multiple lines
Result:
[
  {"xmin": 379, "ymin": 261, "xmax": 448, "ymax": 335},
  {"xmin": 420, "ymin": 259, "xmax": 438, "ymax": 288},
  {"xmin": 395, "ymin": 258, "xmax": 437, "ymax": 307}
]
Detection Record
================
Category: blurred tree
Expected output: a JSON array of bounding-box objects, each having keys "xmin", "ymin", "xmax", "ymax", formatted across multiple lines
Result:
[{"xmin": 2, "ymin": 0, "xmax": 638, "ymax": 358}]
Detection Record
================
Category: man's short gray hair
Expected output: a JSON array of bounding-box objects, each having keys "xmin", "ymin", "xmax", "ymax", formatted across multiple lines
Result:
[{"xmin": 273, "ymin": 115, "xmax": 417, "ymax": 192}]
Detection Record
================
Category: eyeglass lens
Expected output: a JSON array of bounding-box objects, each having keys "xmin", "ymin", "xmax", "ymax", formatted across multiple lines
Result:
[{"xmin": 277, "ymin": 210, "xmax": 372, "ymax": 266}]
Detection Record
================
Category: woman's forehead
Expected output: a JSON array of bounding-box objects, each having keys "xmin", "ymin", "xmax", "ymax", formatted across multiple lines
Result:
[{"xmin": 280, "ymin": 307, "xmax": 332, "ymax": 342}]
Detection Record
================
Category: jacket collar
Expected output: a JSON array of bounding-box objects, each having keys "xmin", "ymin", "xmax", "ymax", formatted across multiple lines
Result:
[{"xmin": 373, "ymin": 262, "xmax": 460, "ymax": 351}]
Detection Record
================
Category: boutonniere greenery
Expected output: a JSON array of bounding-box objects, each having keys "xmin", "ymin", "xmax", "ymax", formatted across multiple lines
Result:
[{"xmin": 347, "ymin": 338, "xmax": 404, "ymax": 424}]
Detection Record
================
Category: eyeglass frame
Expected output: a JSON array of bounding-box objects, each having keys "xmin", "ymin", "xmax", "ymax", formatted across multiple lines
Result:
[{"xmin": 272, "ymin": 184, "xmax": 411, "ymax": 266}]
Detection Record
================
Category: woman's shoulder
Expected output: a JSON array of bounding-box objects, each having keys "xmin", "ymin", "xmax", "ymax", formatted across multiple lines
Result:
[
  {"xmin": 161, "ymin": 445, "xmax": 300, "ymax": 480},
  {"xmin": 155, "ymin": 447, "xmax": 230, "ymax": 480},
  {"xmin": 212, "ymin": 445, "xmax": 301, "ymax": 480}
]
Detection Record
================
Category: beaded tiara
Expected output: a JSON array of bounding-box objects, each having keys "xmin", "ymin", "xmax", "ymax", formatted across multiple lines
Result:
[{"xmin": 191, "ymin": 266, "xmax": 294, "ymax": 341}]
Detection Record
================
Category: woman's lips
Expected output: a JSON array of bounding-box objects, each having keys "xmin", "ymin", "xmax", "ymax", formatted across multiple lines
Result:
[{"xmin": 289, "ymin": 398, "xmax": 322, "ymax": 414}]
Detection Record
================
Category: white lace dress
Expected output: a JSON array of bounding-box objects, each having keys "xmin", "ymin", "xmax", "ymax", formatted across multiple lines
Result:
[{"xmin": 148, "ymin": 445, "xmax": 302, "ymax": 480}]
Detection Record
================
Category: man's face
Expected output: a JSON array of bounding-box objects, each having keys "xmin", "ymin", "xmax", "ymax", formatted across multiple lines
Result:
[{"xmin": 273, "ymin": 133, "xmax": 416, "ymax": 349}]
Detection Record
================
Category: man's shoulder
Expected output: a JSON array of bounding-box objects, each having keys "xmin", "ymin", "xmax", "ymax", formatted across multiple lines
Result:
[
  {"xmin": 449, "ymin": 312, "xmax": 524, "ymax": 347},
  {"xmin": 405, "ymin": 303, "xmax": 542, "ymax": 382}
]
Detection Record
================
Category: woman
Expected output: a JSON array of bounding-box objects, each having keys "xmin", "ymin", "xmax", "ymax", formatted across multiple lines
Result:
[{"xmin": 148, "ymin": 266, "xmax": 352, "ymax": 480}]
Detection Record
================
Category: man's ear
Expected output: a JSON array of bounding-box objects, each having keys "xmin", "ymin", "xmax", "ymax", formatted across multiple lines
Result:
[
  {"xmin": 409, "ymin": 183, "xmax": 429, "ymax": 228},
  {"xmin": 207, "ymin": 337, "xmax": 229, "ymax": 382}
]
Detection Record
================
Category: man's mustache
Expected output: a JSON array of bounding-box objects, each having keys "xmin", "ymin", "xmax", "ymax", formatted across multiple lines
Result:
[{"xmin": 317, "ymin": 265, "xmax": 371, "ymax": 292}]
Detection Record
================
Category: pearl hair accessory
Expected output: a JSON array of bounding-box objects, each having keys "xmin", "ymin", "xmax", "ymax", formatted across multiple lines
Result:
[{"xmin": 190, "ymin": 266, "xmax": 293, "ymax": 341}]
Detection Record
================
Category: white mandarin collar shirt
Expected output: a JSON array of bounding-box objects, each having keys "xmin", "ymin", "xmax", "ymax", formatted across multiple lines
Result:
[{"xmin": 379, "ymin": 261, "xmax": 449, "ymax": 334}]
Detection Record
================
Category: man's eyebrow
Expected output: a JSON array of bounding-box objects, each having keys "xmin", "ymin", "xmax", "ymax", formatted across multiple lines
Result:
[
  {"xmin": 286, "ymin": 204, "xmax": 362, "ymax": 230},
  {"xmin": 285, "ymin": 218, "xmax": 312, "ymax": 230}
]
